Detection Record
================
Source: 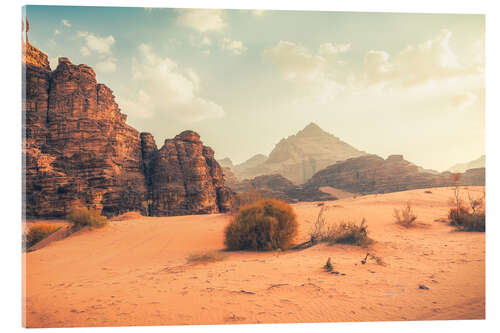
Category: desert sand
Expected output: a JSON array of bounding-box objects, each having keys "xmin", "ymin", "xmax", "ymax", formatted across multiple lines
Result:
[{"xmin": 23, "ymin": 186, "xmax": 485, "ymax": 327}]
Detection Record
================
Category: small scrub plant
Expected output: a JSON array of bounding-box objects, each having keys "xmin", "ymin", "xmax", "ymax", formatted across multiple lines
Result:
[
  {"xmin": 325, "ymin": 219, "xmax": 373, "ymax": 247},
  {"xmin": 448, "ymin": 187, "xmax": 485, "ymax": 232},
  {"xmin": 306, "ymin": 207, "xmax": 373, "ymax": 247},
  {"xmin": 224, "ymin": 199, "xmax": 298, "ymax": 251},
  {"xmin": 67, "ymin": 207, "xmax": 108, "ymax": 230},
  {"xmin": 310, "ymin": 205, "xmax": 328, "ymax": 244},
  {"xmin": 323, "ymin": 257, "xmax": 333, "ymax": 272},
  {"xmin": 187, "ymin": 250, "xmax": 228, "ymax": 264},
  {"xmin": 393, "ymin": 202, "xmax": 417, "ymax": 227},
  {"xmin": 361, "ymin": 252, "xmax": 386, "ymax": 266},
  {"xmin": 23, "ymin": 223, "xmax": 61, "ymax": 250}
]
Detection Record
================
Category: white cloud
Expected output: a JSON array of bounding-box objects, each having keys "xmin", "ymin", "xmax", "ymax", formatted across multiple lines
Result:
[
  {"xmin": 120, "ymin": 44, "xmax": 224, "ymax": 122},
  {"xmin": 176, "ymin": 9, "xmax": 226, "ymax": 33},
  {"xmin": 188, "ymin": 35, "xmax": 212, "ymax": 54},
  {"xmin": 263, "ymin": 41, "xmax": 326, "ymax": 77},
  {"xmin": 450, "ymin": 92, "xmax": 477, "ymax": 111},
  {"xmin": 220, "ymin": 37, "xmax": 248, "ymax": 55},
  {"xmin": 77, "ymin": 31, "xmax": 115, "ymax": 55},
  {"xmin": 61, "ymin": 19, "xmax": 71, "ymax": 27},
  {"xmin": 363, "ymin": 50, "xmax": 394, "ymax": 84},
  {"xmin": 360, "ymin": 30, "xmax": 482, "ymax": 87},
  {"xmin": 96, "ymin": 58, "xmax": 117, "ymax": 73},
  {"xmin": 263, "ymin": 40, "xmax": 347, "ymax": 103},
  {"xmin": 318, "ymin": 42, "xmax": 351, "ymax": 57}
]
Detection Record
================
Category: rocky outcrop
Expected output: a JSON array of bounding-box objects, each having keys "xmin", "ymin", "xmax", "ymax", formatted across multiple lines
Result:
[
  {"xmin": 233, "ymin": 123, "xmax": 367, "ymax": 184},
  {"xmin": 229, "ymin": 174, "xmax": 337, "ymax": 203},
  {"xmin": 23, "ymin": 43, "xmax": 232, "ymax": 218},
  {"xmin": 149, "ymin": 131, "xmax": 232, "ymax": 215},
  {"xmin": 304, "ymin": 154, "xmax": 485, "ymax": 195}
]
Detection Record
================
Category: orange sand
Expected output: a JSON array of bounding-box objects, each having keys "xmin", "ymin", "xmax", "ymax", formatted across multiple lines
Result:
[{"xmin": 23, "ymin": 186, "xmax": 485, "ymax": 327}]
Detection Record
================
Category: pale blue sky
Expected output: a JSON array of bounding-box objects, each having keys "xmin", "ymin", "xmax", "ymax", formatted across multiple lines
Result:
[{"xmin": 24, "ymin": 6, "xmax": 485, "ymax": 171}]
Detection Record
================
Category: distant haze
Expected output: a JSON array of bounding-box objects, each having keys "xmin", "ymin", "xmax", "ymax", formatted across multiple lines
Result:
[{"xmin": 26, "ymin": 7, "xmax": 485, "ymax": 171}]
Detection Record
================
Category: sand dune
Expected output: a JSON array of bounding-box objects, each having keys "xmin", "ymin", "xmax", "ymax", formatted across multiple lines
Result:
[{"xmin": 23, "ymin": 186, "xmax": 485, "ymax": 327}]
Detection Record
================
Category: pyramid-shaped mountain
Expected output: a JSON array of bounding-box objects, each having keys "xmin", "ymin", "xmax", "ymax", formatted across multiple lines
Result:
[{"xmin": 234, "ymin": 123, "xmax": 367, "ymax": 184}]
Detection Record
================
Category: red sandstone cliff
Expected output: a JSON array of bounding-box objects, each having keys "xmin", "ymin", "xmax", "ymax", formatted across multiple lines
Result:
[{"xmin": 23, "ymin": 43, "xmax": 232, "ymax": 218}]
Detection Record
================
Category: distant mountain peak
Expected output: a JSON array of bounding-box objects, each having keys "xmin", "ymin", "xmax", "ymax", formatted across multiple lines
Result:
[
  {"xmin": 448, "ymin": 155, "xmax": 485, "ymax": 173},
  {"xmin": 298, "ymin": 122, "xmax": 328, "ymax": 137}
]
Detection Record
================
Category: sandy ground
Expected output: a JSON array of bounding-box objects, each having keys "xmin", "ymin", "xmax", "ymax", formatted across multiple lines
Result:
[{"xmin": 23, "ymin": 186, "xmax": 485, "ymax": 327}]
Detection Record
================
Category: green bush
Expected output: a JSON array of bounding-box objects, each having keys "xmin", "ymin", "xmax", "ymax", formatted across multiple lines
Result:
[
  {"xmin": 224, "ymin": 199, "xmax": 298, "ymax": 251},
  {"xmin": 325, "ymin": 219, "xmax": 372, "ymax": 247},
  {"xmin": 67, "ymin": 207, "xmax": 108, "ymax": 230},
  {"xmin": 23, "ymin": 223, "xmax": 61, "ymax": 249}
]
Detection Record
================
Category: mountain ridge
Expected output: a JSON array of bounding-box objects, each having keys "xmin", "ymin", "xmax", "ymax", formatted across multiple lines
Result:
[
  {"xmin": 448, "ymin": 155, "xmax": 485, "ymax": 173},
  {"xmin": 232, "ymin": 122, "xmax": 367, "ymax": 184}
]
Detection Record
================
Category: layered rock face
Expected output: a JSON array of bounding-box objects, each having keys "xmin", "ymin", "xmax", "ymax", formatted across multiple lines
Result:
[
  {"xmin": 304, "ymin": 154, "xmax": 485, "ymax": 195},
  {"xmin": 232, "ymin": 123, "xmax": 367, "ymax": 184},
  {"xmin": 23, "ymin": 43, "xmax": 232, "ymax": 218},
  {"xmin": 148, "ymin": 131, "xmax": 232, "ymax": 216}
]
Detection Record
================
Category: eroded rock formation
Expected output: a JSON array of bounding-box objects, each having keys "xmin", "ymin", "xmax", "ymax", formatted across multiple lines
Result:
[
  {"xmin": 23, "ymin": 43, "xmax": 232, "ymax": 218},
  {"xmin": 148, "ymin": 131, "xmax": 232, "ymax": 216},
  {"xmin": 304, "ymin": 154, "xmax": 485, "ymax": 195}
]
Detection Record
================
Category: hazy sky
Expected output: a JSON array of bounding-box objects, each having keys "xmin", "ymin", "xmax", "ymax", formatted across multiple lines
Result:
[{"xmin": 24, "ymin": 6, "xmax": 485, "ymax": 171}]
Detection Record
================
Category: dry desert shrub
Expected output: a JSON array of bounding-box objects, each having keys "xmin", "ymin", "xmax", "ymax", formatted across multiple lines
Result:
[
  {"xmin": 448, "ymin": 190, "xmax": 485, "ymax": 232},
  {"xmin": 67, "ymin": 207, "xmax": 108, "ymax": 230},
  {"xmin": 224, "ymin": 199, "xmax": 298, "ymax": 251},
  {"xmin": 306, "ymin": 206, "xmax": 372, "ymax": 247},
  {"xmin": 324, "ymin": 218, "xmax": 373, "ymax": 247},
  {"xmin": 393, "ymin": 202, "xmax": 417, "ymax": 227},
  {"xmin": 23, "ymin": 223, "xmax": 61, "ymax": 249},
  {"xmin": 187, "ymin": 250, "xmax": 228, "ymax": 264},
  {"xmin": 310, "ymin": 205, "xmax": 328, "ymax": 244}
]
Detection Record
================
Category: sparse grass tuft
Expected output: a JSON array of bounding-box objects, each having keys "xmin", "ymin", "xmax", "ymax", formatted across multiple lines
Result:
[
  {"xmin": 67, "ymin": 207, "xmax": 108, "ymax": 230},
  {"xmin": 307, "ymin": 207, "xmax": 373, "ymax": 247},
  {"xmin": 23, "ymin": 223, "xmax": 61, "ymax": 249},
  {"xmin": 187, "ymin": 250, "xmax": 228, "ymax": 264},
  {"xmin": 324, "ymin": 219, "xmax": 373, "ymax": 247},
  {"xmin": 393, "ymin": 202, "xmax": 417, "ymax": 227},
  {"xmin": 225, "ymin": 199, "xmax": 298, "ymax": 251}
]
